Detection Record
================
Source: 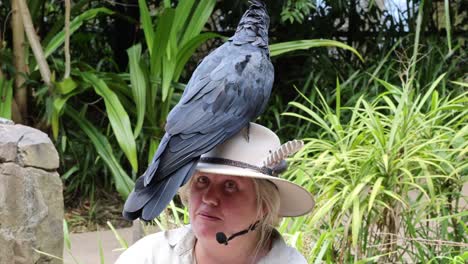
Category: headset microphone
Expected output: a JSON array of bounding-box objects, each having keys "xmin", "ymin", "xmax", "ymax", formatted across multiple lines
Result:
[{"xmin": 215, "ymin": 220, "xmax": 260, "ymax": 245}]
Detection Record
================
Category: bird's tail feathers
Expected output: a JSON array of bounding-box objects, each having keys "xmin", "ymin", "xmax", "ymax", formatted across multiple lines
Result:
[
  {"xmin": 143, "ymin": 133, "xmax": 171, "ymax": 186},
  {"xmin": 123, "ymin": 159, "xmax": 198, "ymax": 221},
  {"xmin": 141, "ymin": 159, "xmax": 198, "ymax": 220}
]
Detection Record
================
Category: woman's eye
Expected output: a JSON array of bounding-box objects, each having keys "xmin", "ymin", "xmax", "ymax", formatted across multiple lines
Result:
[
  {"xmin": 224, "ymin": 181, "xmax": 238, "ymax": 192},
  {"xmin": 196, "ymin": 176, "xmax": 208, "ymax": 185}
]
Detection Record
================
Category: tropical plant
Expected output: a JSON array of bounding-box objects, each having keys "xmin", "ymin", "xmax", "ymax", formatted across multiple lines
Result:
[
  {"xmin": 281, "ymin": 72, "xmax": 467, "ymax": 262},
  {"xmin": 123, "ymin": 0, "xmax": 219, "ymax": 162},
  {"xmin": 51, "ymin": 0, "xmax": 366, "ymax": 201},
  {"xmin": 0, "ymin": 76, "xmax": 13, "ymax": 119},
  {"xmin": 43, "ymin": 0, "xmax": 220, "ymax": 200}
]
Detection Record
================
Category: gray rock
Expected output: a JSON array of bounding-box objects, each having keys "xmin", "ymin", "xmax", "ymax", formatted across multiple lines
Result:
[
  {"xmin": 0, "ymin": 125, "xmax": 63, "ymax": 264},
  {"xmin": 0, "ymin": 124, "xmax": 59, "ymax": 170},
  {"xmin": 0, "ymin": 117, "xmax": 14, "ymax": 125}
]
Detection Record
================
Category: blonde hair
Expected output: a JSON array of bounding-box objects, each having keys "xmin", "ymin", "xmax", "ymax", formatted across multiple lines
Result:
[
  {"xmin": 252, "ymin": 178, "xmax": 281, "ymax": 254},
  {"xmin": 178, "ymin": 174, "xmax": 281, "ymax": 254}
]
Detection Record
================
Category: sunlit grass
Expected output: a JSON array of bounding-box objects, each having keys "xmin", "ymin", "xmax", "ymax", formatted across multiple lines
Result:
[{"xmin": 281, "ymin": 72, "xmax": 467, "ymax": 262}]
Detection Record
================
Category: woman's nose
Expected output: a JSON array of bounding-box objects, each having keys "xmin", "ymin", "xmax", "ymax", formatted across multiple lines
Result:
[{"xmin": 201, "ymin": 185, "xmax": 220, "ymax": 206}]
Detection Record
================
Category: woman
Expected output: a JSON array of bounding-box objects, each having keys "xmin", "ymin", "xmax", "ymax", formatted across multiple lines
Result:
[{"xmin": 116, "ymin": 123, "xmax": 314, "ymax": 263}]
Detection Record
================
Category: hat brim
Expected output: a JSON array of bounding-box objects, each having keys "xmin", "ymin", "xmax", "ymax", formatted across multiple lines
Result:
[{"xmin": 196, "ymin": 163, "xmax": 314, "ymax": 217}]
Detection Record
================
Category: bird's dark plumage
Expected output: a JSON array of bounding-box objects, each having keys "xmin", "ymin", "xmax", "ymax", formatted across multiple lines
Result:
[{"xmin": 123, "ymin": 0, "xmax": 274, "ymax": 221}]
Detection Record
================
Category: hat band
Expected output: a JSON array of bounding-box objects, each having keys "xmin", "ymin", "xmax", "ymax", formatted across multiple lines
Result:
[{"xmin": 199, "ymin": 157, "xmax": 274, "ymax": 176}]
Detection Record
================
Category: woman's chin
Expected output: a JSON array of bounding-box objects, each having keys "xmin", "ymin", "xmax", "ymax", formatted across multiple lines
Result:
[{"xmin": 192, "ymin": 220, "xmax": 223, "ymax": 241}]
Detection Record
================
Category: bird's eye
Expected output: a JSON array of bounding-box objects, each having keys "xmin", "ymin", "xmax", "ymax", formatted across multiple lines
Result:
[{"xmin": 224, "ymin": 180, "xmax": 238, "ymax": 192}]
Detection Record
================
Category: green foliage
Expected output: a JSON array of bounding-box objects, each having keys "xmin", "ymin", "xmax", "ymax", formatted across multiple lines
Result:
[
  {"xmin": 82, "ymin": 72, "xmax": 138, "ymax": 172},
  {"xmin": 0, "ymin": 77, "xmax": 13, "ymax": 119},
  {"xmin": 120, "ymin": 0, "xmax": 220, "ymax": 167},
  {"xmin": 35, "ymin": 0, "xmax": 220, "ymax": 200},
  {"xmin": 42, "ymin": 7, "xmax": 114, "ymax": 61},
  {"xmin": 270, "ymin": 39, "xmax": 364, "ymax": 61},
  {"xmin": 281, "ymin": 74, "xmax": 467, "ymax": 262},
  {"xmin": 281, "ymin": 0, "xmax": 315, "ymax": 24},
  {"xmin": 127, "ymin": 44, "xmax": 146, "ymax": 138},
  {"xmin": 1, "ymin": 2, "xmax": 466, "ymax": 262},
  {"xmin": 65, "ymin": 106, "xmax": 134, "ymax": 198}
]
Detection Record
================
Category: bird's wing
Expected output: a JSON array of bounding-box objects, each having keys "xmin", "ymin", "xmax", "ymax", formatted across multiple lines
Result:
[{"xmin": 148, "ymin": 43, "xmax": 273, "ymax": 182}]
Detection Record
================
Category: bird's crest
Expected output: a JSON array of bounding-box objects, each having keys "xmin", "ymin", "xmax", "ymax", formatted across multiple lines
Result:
[{"xmin": 229, "ymin": 0, "xmax": 270, "ymax": 49}]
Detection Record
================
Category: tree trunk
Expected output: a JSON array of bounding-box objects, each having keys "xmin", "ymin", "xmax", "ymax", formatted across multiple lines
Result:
[
  {"xmin": 17, "ymin": 0, "xmax": 52, "ymax": 88},
  {"xmin": 11, "ymin": 0, "xmax": 27, "ymax": 124}
]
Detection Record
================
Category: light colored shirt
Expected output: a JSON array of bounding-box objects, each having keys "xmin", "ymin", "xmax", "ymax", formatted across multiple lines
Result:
[{"xmin": 115, "ymin": 226, "xmax": 307, "ymax": 264}]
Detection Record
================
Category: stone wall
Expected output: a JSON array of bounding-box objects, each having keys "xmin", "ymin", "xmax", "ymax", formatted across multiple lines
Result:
[{"xmin": 0, "ymin": 118, "xmax": 64, "ymax": 264}]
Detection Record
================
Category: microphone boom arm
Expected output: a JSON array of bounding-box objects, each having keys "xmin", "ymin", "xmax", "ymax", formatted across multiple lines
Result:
[{"xmin": 216, "ymin": 220, "xmax": 260, "ymax": 245}]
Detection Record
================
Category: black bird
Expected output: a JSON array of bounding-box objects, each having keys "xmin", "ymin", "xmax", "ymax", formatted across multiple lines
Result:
[{"xmin": 123, "ymin": 0, "xmax": 274, "ymax": 221}]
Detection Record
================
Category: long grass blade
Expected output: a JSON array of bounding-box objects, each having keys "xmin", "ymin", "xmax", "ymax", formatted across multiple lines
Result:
[
  {"xmin": 352, "ymin": 198, "xmax": 361, "ymax": 252},
  {"xmin": 65, "ymin": 106, "xmax": 134, "ymax": 198},
  {"xmin": 150, "ymin": 8, "xmax": 175, "ymax": 77},
  {"xmin": 81, "ymin": 72, "xmax": 138, "ymax": 172},
  {"xmin": 138, "ymin": 0, "xmax": 154, "ymax": 54},
  {"xmin": 63, "ymin": 219, "xmax": 71, "ymax": 250},
  {"xmin": 180, "ymin": 0, "xmax": 216, "ymax": 46},
  {"xmin": 415, "ymin": 73, "xmax": 446, "ymax": 113},
  {"xmin": 443, "ymin": 0, "xmax": 452, "ymax": 52},
  {"xmin": 107, "ymin": 221, "xmax": 129, "ymax": 249},
  {"xmin": 270, "ymin": 39, "xmax": 364, "ymax": 61},
  {"xmin": 174, "ymin": 32, "xmax": 221, "ymax": 80},
  {"xmin": 410, "ymin": 0, "xmax": 424, "ymax": 77},
  {"xmin": 171, "ymin": 0, "xmax": 195, "ymax": 43},
  {"xmin": 0, "ymin": 77, "xmax": 13, "ymax": 119},
  {"xmin": 368, "ymin": 177, "xmax": 384, "ymax": 214},
  {"xmin": 98, "ymin": 236, "xmax": 105, "ymax": 264},
  {"xmin": 127, "ymin": 44, "xmax": 147, "ymax": 138},
  {"xmin": 33, "ymin": 248, "xmax": 65, "ymax": 261}
]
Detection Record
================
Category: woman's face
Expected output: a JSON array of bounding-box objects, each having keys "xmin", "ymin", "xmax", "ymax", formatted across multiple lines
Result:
[{"xmin": 188, "ymin": 172, "xmax": 259, "ymax": 242}]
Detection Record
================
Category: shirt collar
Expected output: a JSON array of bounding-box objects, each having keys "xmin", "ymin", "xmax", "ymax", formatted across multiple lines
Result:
[
  {"xmin": 258, "ymin": 229, "xmax": 291, "ymax": 263},
  {"xmin": 165, "ymin": 225, "xmax": 196, "ymax": 256},
  {"xmin": 165, "ymin": 226, "xmax": 294, "ymax": 263}
]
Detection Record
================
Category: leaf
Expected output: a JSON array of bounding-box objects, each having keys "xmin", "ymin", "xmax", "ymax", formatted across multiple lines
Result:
[
  {"xmin": 150, "ymin": 8, "xmax": 175, "ymax": 78},
  {"xmin": 180, "ymin": 0, "xmax": 217, "ymax": 46},
  {"xmin": 308, "ymin": 194, "xmax": 340, "ymax": 226},
  {"xmin": 98, "ymin": 237, "xmax": 105, "ymax": 264},
  {"xmin": 352, "ymin": 198, "xmax": 361, "ymax": 250},
  {"xmin": 422, "ymin": 210, "xmax": 468, "ymax": 222},
  {"xmin": 65, "ymin": 106, "xmax": 134, "ymax": 198},
  {"xmin": 43, "ymin": 7, "xmax": 114, "ymax": 59},
  {"xmin": 0, "ymin": 77, "xmax": 13, "ymax": 119},
  {"xmin": 450, "ymin": 80, "xmax": 468, "ymax": 87},
  {"xmin": 138, "ymin": 0, "xmax": 154, "ymax": 54},
  {"xmin": 52, "ymin": 93, "xmax": 75, "ymax": 139},
  {"xmin": 162, "ymin": 56, "xmax": 176, "ymax": 102},
  {"xmin": 81, "ymin": 72, "xmax": 138, "ymax": 172},
  {"xmin": 342, "ymin": 182, "xmax": 366, "ymax": 212},
  {"xmin": 56, "ymin": 77, "xmax": 78, "ymax": 95},
  {"xmin": 313, "ymin": 235, "xmax": 330, "ymax": 264},
  {"xmin": 107, "ymin": 221, "xmax": 129, "ymax": 249},
  {"xmin": 63, "ymin": 219, "xmax": 71, "ymax": 250},
  {"xmin": 288, "ymin": 101, "xmax": 332, "ymax": 134},
  {"xmin": 270, "ymin": 39, "xmax": 364, "ymax": 61},
  {"xmin": 174, "ymin": 32, "xmax": 222, "ymax": 80},
  {"xmin": 368, "ymin": 177, "xmax": 384, "ymax": 213},
  {"xmin": 170, "ymin": 0, "xmax": 195, "ymax": 43},
  {"xmin": 127, "ymin": 44, "xmax": 147, "ymax": 138},
  {"xmin": 415, "ymin": 73, "xmax": 446, "ymax": 113}
]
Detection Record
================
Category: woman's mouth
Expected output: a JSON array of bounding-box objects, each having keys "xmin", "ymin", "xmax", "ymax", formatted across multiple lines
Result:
[{"xmin": 198, "ymin": 212, "xmax": 222, "ymax": 221}]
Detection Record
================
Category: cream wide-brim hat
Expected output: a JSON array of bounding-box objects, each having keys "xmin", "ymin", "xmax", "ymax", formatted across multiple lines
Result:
[{"xmin": 196, "ymin": 123, "xmax": 314, "ymax": 217}]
